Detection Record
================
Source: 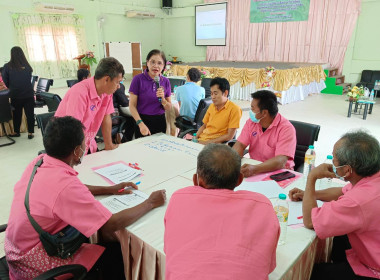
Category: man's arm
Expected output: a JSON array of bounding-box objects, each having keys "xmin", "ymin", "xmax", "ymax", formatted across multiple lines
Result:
[
  {"xmin": 101, "ymin": 114, "xmax": 118, "ymax": 150},
  {"xmin": 200, "ymin": 128, "xmax": 237, "ymax": 144},
  {"xmin": 302, "ymin": 164, "xmax": 337, "ymax": 229},
  {"xmin": 289, "ymin": 187, "xmax": 343, "ymax": 202},
  {"xmin": 100, "ymin": 190, "xmax": 166, "ymax": 241},
  {"xmin": 232, "ymin": 140, "xmax": 248, "ymax": 157},
  {"xmin": 196, "ymin": 124, "xmax": 206, "ymax": 139},
  {"xmin": 85, "ymin": 182, "xmax": 139, "ymax": 196},
  {"xmin": 241, "ymin": 155, "xmax": 288, "ymax": 177}
]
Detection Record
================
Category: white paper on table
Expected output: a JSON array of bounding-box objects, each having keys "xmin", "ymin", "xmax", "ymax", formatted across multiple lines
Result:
[
  {"xmin": 288, "ymin": 200, "xmax": 324, "ymax": 225},
  {"xmin": 100, "ymin": 190, "xmax": 149, "ymax": 214},
  {"xmin": 234, "ymin": 180, "xmax": 285, "ymax": 199},
  {"xmin": 94, "ymin": 163, "xmax": 141, "ymax": 184}
]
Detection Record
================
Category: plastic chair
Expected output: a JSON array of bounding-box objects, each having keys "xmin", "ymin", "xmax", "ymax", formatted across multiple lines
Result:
[
  {"xmin": 200, "ymin": 78, "xmax": 212, "ymax": 98},
  {"xmin": 0, "ymin": 90, "xmax": 15, "ymax": 147},
  {"xmin": 35, "ymin": 78, "xmax": 54, "ymax": 108},
  {"xmin": 289, "ymin": 120, "xmax": 320, "ymax": 172},
  {"xmin": 38, "ymin": 92, "xmax": 62, "ymax": 112},
  {"xmin": 66, "ymin": 79, "xmax": 78, "ymax": 88},
  {"xmin": 31, "ymin": 75, "xmax": 39, "ymax": 91},
  {"xmin": 176, "ymin": 98, "xmax": 213, "ymax": 139},
  {"xmin": 0, "ymin": 224, "xmax": 87, "ymax": 280}
]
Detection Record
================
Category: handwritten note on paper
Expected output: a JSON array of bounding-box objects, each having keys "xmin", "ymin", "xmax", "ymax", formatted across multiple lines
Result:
[
  {"xmin": 234, "ymin": 180, "xmax": 285, "ymax": 199},
  {"xmin": 143, "ymin": 138, "xmax": 201, "ymax": 157},
  {"xmin": 100, "ymin": 190, "xmax": 149, "ymax": 214},
  {"xmin": 94, "ymin": 163, "xmax": 141, "ymax": 184},
  {"xmin": 288, "ymin": 200, "xmax": 324, "ymax": 225}
]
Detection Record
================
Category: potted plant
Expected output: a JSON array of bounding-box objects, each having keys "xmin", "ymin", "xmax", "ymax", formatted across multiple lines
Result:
[
  {"xmin": 81, "ymin": 51, "xmax": 97, "ymax": 68},
  {"xmin": 347, "ymin": 86, "xmax": 364, "ymax": 102}
]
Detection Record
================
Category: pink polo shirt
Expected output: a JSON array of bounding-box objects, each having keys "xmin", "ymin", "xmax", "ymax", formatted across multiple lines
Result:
[
  {"xmin": 164, "ymin": 186, "xmax": 279, "ymax": 280},
  {"xmin": 312, "ymin": 171, "xmax": 380, "ymax": 278},
  {"xmin": 237, "ymin": 113, "xmax": 296, "ymax": 169},
  {"xmin": 5, "ymin": 154, "xmax": 112, "ymax": 277},
  {"xmin": 55, "ymin": 77, "xmax": 114, "ymax": 154}
]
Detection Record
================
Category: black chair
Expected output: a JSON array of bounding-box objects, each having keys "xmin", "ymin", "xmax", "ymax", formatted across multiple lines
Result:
[
  {"xmin": 356, "ymin": 70, "xmax": 380, "ymax": 96},
  {"xmin": 35, "ymin": 78, "xmax": 54, "ymax": 108},
  {"xmin": 201, "ymin": 78, "xmax": 212, "ymax": 98},
  {"xmin": 168, "ymin": 77, "xmax": 186, "ymax": 92},
  {"xmin": 289, "ymin": 120, "xmax": 320, "ymax": 172},
  {"xmin": 31, "ymin": 75, "xmax": 39, "ymax": 91},
  {"xmin": 176, "ymin": 98, "xmax": 213, "ymax": 139},
  {"xmin": 95, "ymin": 115, "xmax": 128, "ymax": 145},
  {"xmin": 36, "ymin": 112, "xmax": 55, "ymax": 137},
  {"xmin": 38, "ymin": 92, "xmax": 62, "ymax": 112},
  {"xmin": 0, "ymin": 224, "xmax": 87, "ymax": 280},
  {"xmin": 0, "ymin": 90, "xmax": 16, "ymax": 147},
  {"xmin": 67, "ymin": 79, "xmax": 78, "ymax": 88}
]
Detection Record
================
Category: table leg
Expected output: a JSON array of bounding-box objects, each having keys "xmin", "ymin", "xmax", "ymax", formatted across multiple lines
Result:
[
  {"xmin": 347, "ymin": 101, "xmax": 353, "ymax": 117},
  {"xmin": 369, "ymin": 104, "xmax": 373, "ymax": 114},
  {"xmin": 354, "ymin": 102, "xmax": 358, "ymax": 113},
  {"xmin": 363, "ymin": 104, "xmax": 369, "ymax": 120}
]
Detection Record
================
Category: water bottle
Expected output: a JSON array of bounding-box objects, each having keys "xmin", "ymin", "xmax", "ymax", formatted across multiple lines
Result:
[
  {"xmin": 274, "ymin": 194, "xmax": 289, "ymax": 246},
  {"xmin": 303, "ymin": 145, "xmax": 316, "ymax": 179},
  {"xmin": 318, "ymin": 155, "xmax": 333, "ymax": 190},
  {"xmin": 370, "ymin": 89, "xmax": 374, "ymax": 101},
  {"xmin": 192, "ymin": 133, "xmax": 198, "ymax": 143}
]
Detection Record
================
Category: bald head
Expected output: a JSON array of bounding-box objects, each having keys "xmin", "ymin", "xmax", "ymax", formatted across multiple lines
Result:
[{"xmin": 197, "ymin": 144, "xmax": 241, "ymax": 190}]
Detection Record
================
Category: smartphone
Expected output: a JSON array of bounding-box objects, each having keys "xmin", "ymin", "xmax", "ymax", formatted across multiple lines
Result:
[{"xmin": 269, "ymin": 171, "xmax": 296, "ymax": 182}]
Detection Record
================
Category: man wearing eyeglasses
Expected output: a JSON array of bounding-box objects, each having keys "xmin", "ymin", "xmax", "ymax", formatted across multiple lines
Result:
[{"xmin": 289, "ymin": 130, "xmax": 380, "ymax": 280}]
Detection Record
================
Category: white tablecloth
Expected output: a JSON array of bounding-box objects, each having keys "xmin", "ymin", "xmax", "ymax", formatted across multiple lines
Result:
[
  {"xmin": 229, "ymin": 79, "xmax": 326, "ymax": 105},
  {"xmin": 77, "ymin": 134, "xmax": 333, "ymax": 280}
]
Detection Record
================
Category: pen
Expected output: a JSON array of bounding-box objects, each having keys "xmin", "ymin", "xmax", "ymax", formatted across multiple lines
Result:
[
  {"xmin": 297, "ymin": 216, "xmax": 303, "ymax": 219},
  {"xmin": 118, "ymin": 181, "xmax": 141, "ymax": 193}
]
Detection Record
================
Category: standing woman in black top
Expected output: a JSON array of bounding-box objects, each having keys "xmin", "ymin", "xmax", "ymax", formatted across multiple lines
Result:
[{"xmin": 2, "ymin": 46, "xmax": 35, "ymax": 139}]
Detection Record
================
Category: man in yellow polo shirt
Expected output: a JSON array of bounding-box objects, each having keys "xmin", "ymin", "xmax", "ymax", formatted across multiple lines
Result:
[{"xmin": 195, "ymin": 77, "xmax": 242, "ymax": 144}]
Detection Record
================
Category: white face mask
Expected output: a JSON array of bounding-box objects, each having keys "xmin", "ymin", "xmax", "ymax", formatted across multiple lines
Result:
[{"xmin": 74, "ymin": 146, "xmax": 86, "ymax": 164}]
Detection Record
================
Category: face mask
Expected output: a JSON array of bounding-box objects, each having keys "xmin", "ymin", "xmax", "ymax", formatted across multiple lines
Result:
[
  {"xmin": 332, "ymin": 163, "xmax": 347, "ymax": 181},
  {"xmin": 249, "ymin": 110, "xmax": 261, "ymax": 123},
  {"xmin": 74, "ymin": 146, "xmax": 86, "ymax": 164}
]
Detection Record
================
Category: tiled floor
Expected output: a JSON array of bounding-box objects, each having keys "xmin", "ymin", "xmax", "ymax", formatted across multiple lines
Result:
[{"xmin": 1, "ymin": 90, "xmax": 379, "ymax": 257}]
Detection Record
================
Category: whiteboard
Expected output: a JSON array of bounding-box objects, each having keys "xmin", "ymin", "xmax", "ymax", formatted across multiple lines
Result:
[{"xmin": 105, "ymin": 42, "xmax": 133, "ymax": 74}]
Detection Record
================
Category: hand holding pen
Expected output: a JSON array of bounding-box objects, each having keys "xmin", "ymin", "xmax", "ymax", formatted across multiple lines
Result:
[{"xmin": 118, "ymin": 181, "xmax": 141, "ymax": 193}]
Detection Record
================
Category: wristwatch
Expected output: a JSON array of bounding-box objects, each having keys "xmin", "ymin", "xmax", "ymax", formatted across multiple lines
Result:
[{"xmin": 136, "ymin": 119, "xmax": 143, "ymax": 125}]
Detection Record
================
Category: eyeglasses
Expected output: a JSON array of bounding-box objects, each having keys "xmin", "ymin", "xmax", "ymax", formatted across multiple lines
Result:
[{"xmin": 148, "ymin": 60, "xmax": 164, "ymax": 67}]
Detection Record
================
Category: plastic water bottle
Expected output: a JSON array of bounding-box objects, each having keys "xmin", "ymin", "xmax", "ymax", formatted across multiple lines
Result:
[
  {"xmin": 274, "ymin": 194, "xmax": 289, "ymax": 246},
  {"xmin": 192, "ymin": 133, "xmax": 198, "ymax": 143},
  {"xmin": 303, "ymin": 145, "xmax": 316, "ymax": 180},
  {"xmin": 318, "ymin": 155, "xmax": 333, "ymax": 190},
  {"xmin": 370, "ymin": 89, "xmax": 374, "ymax": 101}
]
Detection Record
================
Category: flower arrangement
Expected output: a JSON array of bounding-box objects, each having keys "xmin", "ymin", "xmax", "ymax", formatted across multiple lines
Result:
[
  {"xmin": 81, "ymin": 51, "xmax": 97, "ymax": 67},
  {"xmin": 163, "ymin": 61, "xmax": 173, "ymax": 77},
  {"xmin": 200, "ymin": 69, "xmax": 214, "ymax": 79},
  {"xmin": 265, "ymin": 66, "xmax": 276, "ymax": 77},
  {"xmin": 347, "ymin": 85, "xmax": 364, "ymax": 101},
  {"xmin": 260, "ymin": 81, "xmax": 271, "ymax": 88}
]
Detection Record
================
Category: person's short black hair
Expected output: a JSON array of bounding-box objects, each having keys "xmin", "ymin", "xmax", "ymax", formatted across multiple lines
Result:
[
  {"xmin": 251, "ymin": 90, "xmax": 278, "ymax": 117},
  {"xmin": 210, "ymin": 77, "xmax": 230, "ymax": 94},
  {"xmin": 187, "ymin": 68, "xmax": 201, "ymax": 82},
  {"xmin": 43, "ymin": 116, "xmax": 85, "ymax": 159},
  {"xmin": 77, "ymin": 69, "xmax": 90, "ymax": 81},
  {"xmin": 336, "ymin": 130, "xmax": 380, "ymax": 177},
  {"xmin": 94, "ymin": 57, "xmax": 124, "ymax": 80},
  {"xmin": 197, "ymin": 144, "xmax": 241, "ymax": 190},
  {"xmin": 146, "ymin": 49, "xmax": 167, "ymax": 74}
]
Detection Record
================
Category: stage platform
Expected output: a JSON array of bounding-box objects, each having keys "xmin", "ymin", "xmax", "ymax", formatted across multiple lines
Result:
[{"xmin": 171, "ymin": 61, "xmax": 327, "ymax": 104}]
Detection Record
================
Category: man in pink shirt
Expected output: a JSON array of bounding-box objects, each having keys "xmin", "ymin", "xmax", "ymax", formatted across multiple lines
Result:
[
  {"xmin": 5, "ymin": 116, "xmax": 166, "ymax": 279},
  {"xmin": 164, "ymin": 144, "xmax": 279, "ymax": 280},
  {"xmin": 233, "ymin": 90, "xmax": 296, "ymax": 177},
  {"xmin": 55, "ymin": 57, "xmax": 124, "ymax": 154},
  {"xmin": 289, "ymin": 130, "xmax": 380, "ymax": 280}
]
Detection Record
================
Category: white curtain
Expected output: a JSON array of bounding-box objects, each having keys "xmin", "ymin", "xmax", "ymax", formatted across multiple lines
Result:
[{"xmin": 12, "ymin": 13, "xmax": 87, "ymax": 79}]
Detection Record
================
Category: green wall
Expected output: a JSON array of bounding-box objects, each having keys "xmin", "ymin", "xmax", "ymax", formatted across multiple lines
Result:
[
  {"xmin": 0, "ymin": 0, "xmax": 206, "ymax": 85},
  {"xmin": 342, "ymin": 0, "xmax": 380, "ymax": 84}
]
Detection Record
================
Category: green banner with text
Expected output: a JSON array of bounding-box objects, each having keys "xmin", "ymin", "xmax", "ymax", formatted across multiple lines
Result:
[{"xmin": 250, "ymin": 0, "xmax": 310, "ymax": 23}]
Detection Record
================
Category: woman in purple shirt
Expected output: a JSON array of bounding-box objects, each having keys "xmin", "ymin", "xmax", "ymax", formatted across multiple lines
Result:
[{"xmin": 129, "ymin": 49, "xmax": 172, "ymax": 138}]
